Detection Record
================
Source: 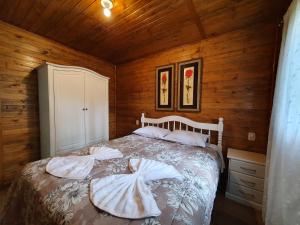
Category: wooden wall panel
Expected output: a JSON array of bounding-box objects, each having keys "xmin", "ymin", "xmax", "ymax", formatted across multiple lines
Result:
[
  {"xmin": 0, "ymin": 21, "xmax": 116, "ymax": 186},
  {"xmin": 116, "ymin": 22, "xmax": 277, "ymax": 155}
]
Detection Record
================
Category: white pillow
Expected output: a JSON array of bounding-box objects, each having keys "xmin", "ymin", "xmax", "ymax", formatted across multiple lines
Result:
[
  {"xmin": 163, "ymin": 130, "xmax": 209, "ymax": 147},
  {"xmin": 133, "ymin": 126, "xmax": 171, "ymax": 139}
]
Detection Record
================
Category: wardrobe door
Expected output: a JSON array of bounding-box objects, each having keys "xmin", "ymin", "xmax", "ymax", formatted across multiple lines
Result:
[
  {"xmin": 85, "ymin": 74, "xmax": 108, "ymax": 145},
  {"xmin": 53, "ymin": 70, "xmax": 86, "ymax": 151}
]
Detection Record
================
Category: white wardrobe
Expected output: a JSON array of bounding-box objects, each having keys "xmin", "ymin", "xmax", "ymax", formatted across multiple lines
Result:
[{"xmin": 38, "ymin": 63, "xmax": 109, "ymax": 158}]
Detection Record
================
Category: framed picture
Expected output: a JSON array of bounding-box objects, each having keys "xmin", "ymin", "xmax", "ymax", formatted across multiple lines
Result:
[
  {"xmin": 156, "ymin": 64, "xmax": 174, "ymax": 111},
  {"xmin": 178, "ymin": 59, "xmax": 202, "ymax": 111}
]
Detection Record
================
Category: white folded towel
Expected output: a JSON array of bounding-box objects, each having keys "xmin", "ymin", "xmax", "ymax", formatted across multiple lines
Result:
[
  {"xmin": 89, "ymin": 146, "xmax": 123, "ymax": 160},
  {"xmin": 90, "ymin": 158, "xmax": 183, "ymax": 219},
  {"xmin": 46, "ymin": 146, "xmax": 123, "ymax": 179},
  {"xmin": 46, "ymin": 155, "xmax": 94, "ymax": 179}
]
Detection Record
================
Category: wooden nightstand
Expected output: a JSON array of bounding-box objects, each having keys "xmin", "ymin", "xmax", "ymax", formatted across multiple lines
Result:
[{"xmin": 226, "ymin": 148, "xmax": 266, "ymax": 210}]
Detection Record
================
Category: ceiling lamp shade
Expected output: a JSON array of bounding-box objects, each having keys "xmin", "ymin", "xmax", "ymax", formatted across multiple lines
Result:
[
  {"xmin": 101, "ymin": 0, "xmax": 113, "ymax": 17},
  {"xmin": 103, "ymin": 8, "xmax": 111, "ymax": 17}
]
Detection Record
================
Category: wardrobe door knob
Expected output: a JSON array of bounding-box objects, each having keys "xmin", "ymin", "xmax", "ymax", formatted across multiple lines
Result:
[
  {"xmin": 82, "ymin": 108, "xmax": 85, "ymax": 111},
  {"xmin": 85, "ymin": 108, "xmax": 88, "ymax": 111}
]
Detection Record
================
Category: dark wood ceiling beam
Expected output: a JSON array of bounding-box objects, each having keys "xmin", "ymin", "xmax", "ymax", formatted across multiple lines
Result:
[{"xmin": 184, "ymin": 0, "xmax": 206, "ymax": 39}]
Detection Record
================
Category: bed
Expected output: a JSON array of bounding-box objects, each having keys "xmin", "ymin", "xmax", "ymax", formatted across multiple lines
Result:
[{"xmin": 0, "ymin": 114, "xmax": 224, "ymax": 225}]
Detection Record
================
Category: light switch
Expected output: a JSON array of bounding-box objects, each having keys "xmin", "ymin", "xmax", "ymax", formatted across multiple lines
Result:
[
  {"xmin": 136, "ymin": 120, "xmax": 140, "ymax": 126},
  {"xmin": 248, "ymin": 132, "xmax": 256, "ymax": 141}
]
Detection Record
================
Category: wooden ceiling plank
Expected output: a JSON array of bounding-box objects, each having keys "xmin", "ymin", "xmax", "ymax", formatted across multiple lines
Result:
[
  {"xmin": 200, "ymin": 0, "xmax": 274, "ymax": 36},
  {"xmin": 110, "ymin": 20, "xmax": 201, "ymax": 63},
  {"xmin": 82, "ymin": 5, "xmax": 194, "ymax": 56},
  {"xmin": 75, "ymin": 0, "xmax": 177, "ymax": 47},
  {"xmin": 21, "ymin": 0, "xmax": 50, "ymax": 30},
  {"xmin": 102, "ymin": 11, "xmax": 194, "ymax": 50},
  {"xmin": 0, "ymin": 0, "xmax": 287, "ymax": 63},
  {"xmin": 193, "ymin": 0, "xmax": 231, "ymax": 16},
  {"xmin": 73, "ymin": 0, "xmax": 153, "ymax": 36},
  {"xmin": 38, "ymin": 0, "xmax": 84, "ymax": 35},
  {"xmin": 59, "ymin": 1, "xmax": 148, "ymax": 42},
  {"xmin": 0, "ymin": 0, "xmax": 19, "ymax": 22},
  {"xmin": 0, "ymin": 0, "xmax": 6, "ymax": 9},
  {"xmin": 110, "ymin": 0, "xmax": 149, "ymax": 21},
  {"xmin": 67, "ymin": 0, "xmax": 146, "ymax": 41},
  {"xmin": 29, "ymin": 0, "xmax": 69, "ymax": 33},
  {"xmin": 94, "ymin": 0, "xmax": 188, "ymax": 44},
  {"xmin": 9, "ymin": 0, "xmax": 35, "ymax": 26},
  {"xmin": 61, "ymin": 1, "xmax": 111, "ymax": 45},
  {"xmin": 5, "ymin": 0, "xmax": 22, "ymax": 23},
  {"xmin": 53, "ymin": 0, "xmax": 100, "ymax": 41},
  {"xmin": 66, "ymin": 0, "xmax": 162, "ymax": 45},
  {"xmin": 67, "ymin": 17, "xmax": 104, "ymax": 46},
  {"xmin": 106, "ymin": 0, "xmax": 183, "ymax": 35},
  {"xmin": 185, "ymin": 0, "xmax": 206, "ymax": 39},
  {"xmin": 199, "ymin": 0, "xmax": 269, "ymax": 21},
  {"xmin": 102, "ymin": 0, "xmax": 164, "ymax": 32},
  {"xmin": 66, "ymin": 0, "xmax": 177, "ymax": 50},
  {"xmin": 47, "ymin": 0, "xmax": 97, "ymax": 38}
]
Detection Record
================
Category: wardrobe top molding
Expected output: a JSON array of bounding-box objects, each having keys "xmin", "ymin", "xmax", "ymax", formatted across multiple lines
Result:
[{"xmin": 39, "ymin": 62, "xmax": 110, "ymax": 80}]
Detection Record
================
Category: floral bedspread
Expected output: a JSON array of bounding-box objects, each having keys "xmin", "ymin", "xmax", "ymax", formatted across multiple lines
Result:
[{"xmin": 0, "ymin": 134, "xmax": 221, "ymax": 225}]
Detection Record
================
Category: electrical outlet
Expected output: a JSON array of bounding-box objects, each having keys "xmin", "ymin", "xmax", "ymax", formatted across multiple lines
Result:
[
  {"xmin": 136, "ymin": 120, "xmax": 140, "ymax": 126},
  {"xmin": 248, "ymin": 132, "xmax": 256, "ymax": 141}
]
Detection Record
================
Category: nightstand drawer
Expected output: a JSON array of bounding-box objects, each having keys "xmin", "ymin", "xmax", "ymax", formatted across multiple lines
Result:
[
  {"xmin": 229, "ymin": 183, "xmax": 263, "ymax": 204},
  {"xmin": 230, "ymin": 159, "xmax": 265, "ymax": 178},
  {"xmin": 230, "ymin": 171, "xmax": 264, "ymax": 191}
]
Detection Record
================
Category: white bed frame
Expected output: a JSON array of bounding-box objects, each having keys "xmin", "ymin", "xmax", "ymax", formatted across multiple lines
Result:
[{"xmin": 141, "ymin": 113, "xmax": 225, "ymax": 172}]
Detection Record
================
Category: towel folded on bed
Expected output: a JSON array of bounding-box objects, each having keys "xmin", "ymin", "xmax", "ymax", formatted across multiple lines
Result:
[
  {"xmin": 89, "ymin": 146, "xmax": 123, "ymax": 160},
  {"xmin": 90, "ymin": 158, "xmax": 183, "ymax": 219},
  {"xmin": 46, "ymin": 155, "xmax": 95, "ymax": 179},
  {"xmin": 46, "ymin": 147, "xmax": 123, "ymax": 179}
]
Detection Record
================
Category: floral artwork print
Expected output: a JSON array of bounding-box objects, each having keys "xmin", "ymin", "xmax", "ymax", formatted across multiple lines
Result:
[
  {"xmin": 161, "ymin": 72, "xmax": 168, "ymax": 104},
  {"xmin": 178, "ymin": 59, "xmax": 201, "ymax": 111},
  {"xmin": 156, "ymin": 65, "xmax": 174, "ymax": 110},
  {"xmin": 183, "ymin": 67, "xmax": 194, "ymax": 106},
  {"xmin": 185, "ymin": 69, "xmax": 193, "ymax": 104}
]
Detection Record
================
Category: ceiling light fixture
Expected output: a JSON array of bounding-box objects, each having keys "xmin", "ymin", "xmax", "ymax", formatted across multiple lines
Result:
[
  {"xmin": 103, "ymin": 8, "xmax": 111, "ymax": 17},
  {"xmin": 101, "ymin": 0, "xmax": 114, "ymax": 17}
]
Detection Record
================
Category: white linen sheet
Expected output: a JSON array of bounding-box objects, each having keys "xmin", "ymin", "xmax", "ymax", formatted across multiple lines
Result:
[{"xmin": 90, "ymin": 158, "xmax": 183, "ymax": 219}]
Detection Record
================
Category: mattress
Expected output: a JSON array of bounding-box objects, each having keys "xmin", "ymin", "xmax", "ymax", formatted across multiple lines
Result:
[{"xmin": 0, "ymin": 134, "xmax": 221, "ymax": 225}]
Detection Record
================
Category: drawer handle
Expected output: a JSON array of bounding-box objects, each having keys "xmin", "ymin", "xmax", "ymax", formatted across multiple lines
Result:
[
  {"xmin": 240, "ymin": 179, "xmax": 256, "ymax": 187},
  {"xmin": 238, "ymin": 190, "xmax": 255, "ymax": 199},
  {"xmin": 240, "ymin": 166, "xmax": 256, "ymax": 174}
]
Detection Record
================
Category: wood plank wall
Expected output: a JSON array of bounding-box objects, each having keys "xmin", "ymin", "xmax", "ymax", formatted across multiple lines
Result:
[
  {"xmin": 116, "ymin": 22, "xmax": 278, "ymax": 155},
  {"xmin": 0, "ymin": 21, "xmax": 116, "ymax": 186}
]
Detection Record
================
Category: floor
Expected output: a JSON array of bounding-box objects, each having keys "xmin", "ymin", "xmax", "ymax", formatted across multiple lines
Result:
[
  {"xmin": 211, "ymin": 194, "xmax": 264, "ymax": 225},
  {"xmin": 0, "ymin": 187, "xmax": 263, "ymax": 225}
]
